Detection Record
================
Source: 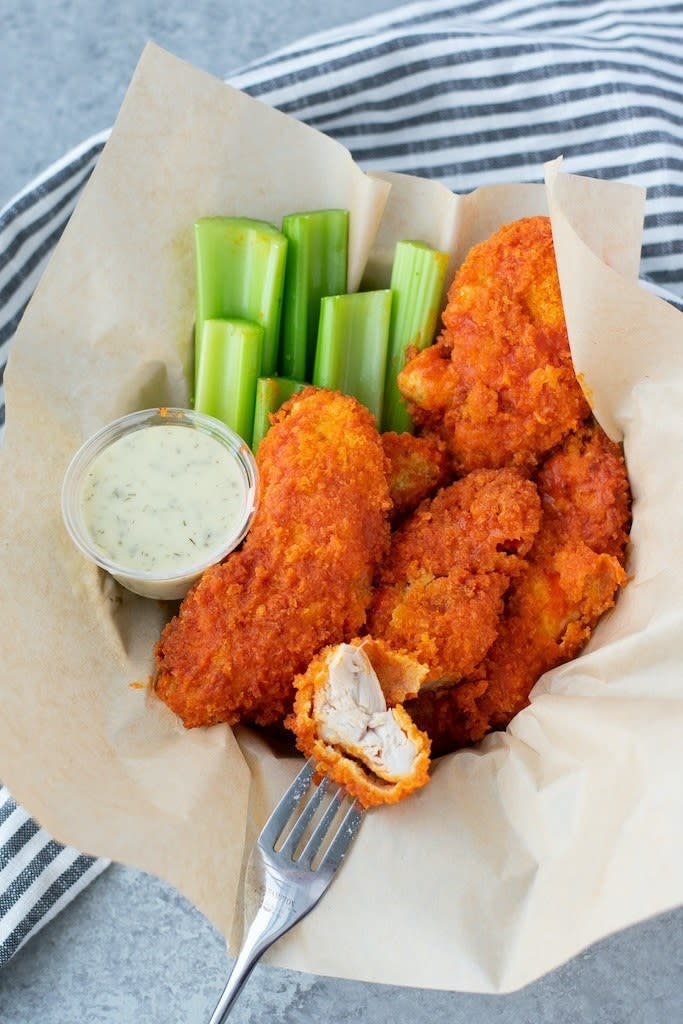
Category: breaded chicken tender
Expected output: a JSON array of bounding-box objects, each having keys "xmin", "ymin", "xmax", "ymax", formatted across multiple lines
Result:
[
  {"xmin": 408, "ymin": 422, "xmax": 630, "ymax": 753},
  {"xmin": 368, "ymin": 468, "xmax": 542, "ymax": 685},
  {"xmin": 381, "ymin": 430, "xmax": 451, "ymax": 520},
  {"xmin": 286, "ymin": 639, "xmax": 431, "ymax": 808},
  {"xmin": 154, "ymin": 389, "xmax": 392, "ymax": 728},
  {"xmin": 397, "ymin": 216, "xmax": 590, "ymax": 473}
]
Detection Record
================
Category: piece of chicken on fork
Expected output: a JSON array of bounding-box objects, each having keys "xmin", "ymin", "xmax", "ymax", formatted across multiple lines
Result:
[{"xmin": 286, "ymin": 638, "xmax": 431, "ymax": 808}]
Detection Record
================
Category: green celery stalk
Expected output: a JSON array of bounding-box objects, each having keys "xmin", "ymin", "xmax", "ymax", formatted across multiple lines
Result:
[
  {"xmin": 194, "ymin": 318, "xmax": 264, "ymax": 445},
  {"xmin": 313, "ymin": 290, "xmax": 392, "ymax": 424},
  {"xmin": 279, "ymin": 209, "xmax": 349, "ymax": 381},
  {"xmin": 252, "ymin": 376, "xmax": 307, "ymax": 452},
  {"xmin": 382, "ymin": 240, "xmax": 449, "ymax": 434},
  {"xmin": 194, "ymin": 217, "xmax": 288, "ymax": 380}
]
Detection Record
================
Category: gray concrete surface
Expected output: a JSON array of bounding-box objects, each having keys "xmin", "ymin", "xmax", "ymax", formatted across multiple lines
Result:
[
  {"xmin": 1, "ymin": 2, "xmax": 682, "ymax": 1022},
  {"xmin": 1, "ymin": 0, "xmax": 400, "ymax": 207},
  {"xmin": 1, "ymin": 862, "xmax": 681, "ymax": 1024}
]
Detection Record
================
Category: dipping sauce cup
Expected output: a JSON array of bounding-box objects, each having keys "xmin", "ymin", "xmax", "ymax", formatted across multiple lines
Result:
[{"xmin": 61, "ymin": 407, "xmax": 259, "ymax": 599}]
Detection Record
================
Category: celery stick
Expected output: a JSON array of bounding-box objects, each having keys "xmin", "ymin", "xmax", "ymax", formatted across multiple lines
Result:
[
  {"xmin": 252, "ymin": 376, "xmax": 307, "ymax": 452},
  {"xmin": 279, "ymin": 209, "xmax": 349, "ymax": 381},
  {"xmin": 194, "ymin": 217, "xmax": 288, "ymax": 380},
  {"xmin": 194, "ymin": 318, "xmax": 264, "ymax": 445},
  {"xmin": 382, "ymin": 240, "xmax": 449, "ymax": 434},
  {"xmin": 313, "ymin": 290, "xmax": 392, "ymax": 423}
]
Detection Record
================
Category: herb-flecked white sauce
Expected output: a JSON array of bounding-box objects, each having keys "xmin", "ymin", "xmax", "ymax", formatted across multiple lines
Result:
[{"xmin": 81, "ymin": 424, "xmax": 247, "ymax": 573}]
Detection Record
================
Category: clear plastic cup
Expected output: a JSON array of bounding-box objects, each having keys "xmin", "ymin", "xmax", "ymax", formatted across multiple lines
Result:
[{"xmin": 61, "ymin": 407, "xmax": 259, "ymax": 600}]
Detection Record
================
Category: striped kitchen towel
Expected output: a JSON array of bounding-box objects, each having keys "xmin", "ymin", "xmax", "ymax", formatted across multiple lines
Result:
[
  {"xmin": 0, "ymin": 789, "xmax": 108, "ymax": 965},
  {"xmin": 1, "ymin": 0, "xmax": 682, "ymax": 964}
]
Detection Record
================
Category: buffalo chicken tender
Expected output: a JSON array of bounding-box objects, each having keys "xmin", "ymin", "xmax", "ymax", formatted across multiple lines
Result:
[
  {"xmin": 286, "ymin": 639, "xmax": 431, "ymax": 808},
  {"xmin": 408, "ymin": 421, "xmax": 630, "ymax": 753},
  {"xmin": 398, "ymin": 216, "xmax": 590, "ymax": 474},
  {"xmin": 368, "ymin": 468, "xmax": 542, "ymax": 686},
  {"xmin": 380, "ymin": 430, "xmax": 451, "ymax": 520},
  {"xmin": 154, "ymin": 389, "xmax": 392, "ymax": 728}
]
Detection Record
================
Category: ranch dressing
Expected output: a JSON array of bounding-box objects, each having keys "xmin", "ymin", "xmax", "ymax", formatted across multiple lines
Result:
[{"xmin": 81, "ymin": 423, "xmax": 248, "ymax": 574}]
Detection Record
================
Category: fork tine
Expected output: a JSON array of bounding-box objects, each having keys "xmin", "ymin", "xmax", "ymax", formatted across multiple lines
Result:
[
  {"xmin": 277, "ymin": 775, "xmax": 331, "ymax": 859},
  {"xmin": 317, "ymin": 801, "xmax": 365, "ymax": 874},
  {"xmin": 257, "ymin": 758, "xmax": 316, "ymax": 848},
  {"xmin": 295, "ymin": 786, "xmax": 347, "ymax": 866}
]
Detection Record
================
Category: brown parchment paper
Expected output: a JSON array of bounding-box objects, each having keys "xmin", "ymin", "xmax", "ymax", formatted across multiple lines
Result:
[{"xmin": 1, "ymin": 43, "xmax": 682, "ymax": 994}]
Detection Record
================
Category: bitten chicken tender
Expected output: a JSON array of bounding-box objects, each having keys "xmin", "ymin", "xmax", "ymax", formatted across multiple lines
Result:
[
  {"xmin": 398, "ymin": 216, "xmax": 591, "ymax": 473},
  {"xmin": 154, "ymin": 389, "xmax": 392, "ymax": 728},
  {"xmin": 286, "ymin": 639, "xmax": 431, "ymax": 808},
  {"xmin": 368, "ymin": 468, "xmax": 542, "ymax": 685},
  {"xmin": 408, "ymin": 421, "xmax": 631, "ymax": 753},
  {"xmin": 380, "ymin": 430, "xmax": 451, "ymax": 520}
]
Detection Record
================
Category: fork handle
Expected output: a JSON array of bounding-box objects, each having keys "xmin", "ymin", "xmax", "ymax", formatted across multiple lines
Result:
[
  {"xmin": 207, "ymin": 898, "xmax": 304, "ymax": 1023},
  {"xmin": 206, "ymin": 938, "xmax": 259, "ymax": 1022}
]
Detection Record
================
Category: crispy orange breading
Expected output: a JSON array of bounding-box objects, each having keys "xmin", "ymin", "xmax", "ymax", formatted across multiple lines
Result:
[
  {"xmin": 154, "ymin": 389, "xmax": 392, "ymax": 728},
  {"xmin": 397, "ymin": 216, "xmax": 590, "ymax": 473},
  {"xmin": 536, "ymin": 420, "xmax": 631, "ymax": 560},
  {"xmin": 367, "ymin": 468, "xmax": 542, "ymax": 685},
  {"xmin": 380, "ymin": 430, "xmax": 451, "ymax": 520},
  {"xmin": 359, "ymin": 636, "xmax": 429, "ymax": 704},
  {"xmin": 286, "ymin": 640, "xmax": 431, "ymax": 808},
  {"xmin": 408, "ymin": 422, "xmax": 631, "ymax": 753}
]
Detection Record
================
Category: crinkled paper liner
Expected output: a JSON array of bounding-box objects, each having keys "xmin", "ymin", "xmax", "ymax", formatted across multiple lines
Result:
[{"xmin": 1, "ymin": 44, "xmax": 681, "ymax": 993}]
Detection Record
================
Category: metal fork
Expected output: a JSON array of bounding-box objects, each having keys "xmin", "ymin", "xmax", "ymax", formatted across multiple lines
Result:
[{"xmin": 207, "ymin": 758, "xmax": 365, "ymax": 1022}]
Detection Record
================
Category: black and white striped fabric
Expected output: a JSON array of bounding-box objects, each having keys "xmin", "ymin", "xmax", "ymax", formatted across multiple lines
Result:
[
  {"xmin": 0, "ymin": 790, "xmax": 107, "ymax": 964},
  {"xmin": 1, "ymin": 0, "xmax": 682, "ymax": 964}
]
